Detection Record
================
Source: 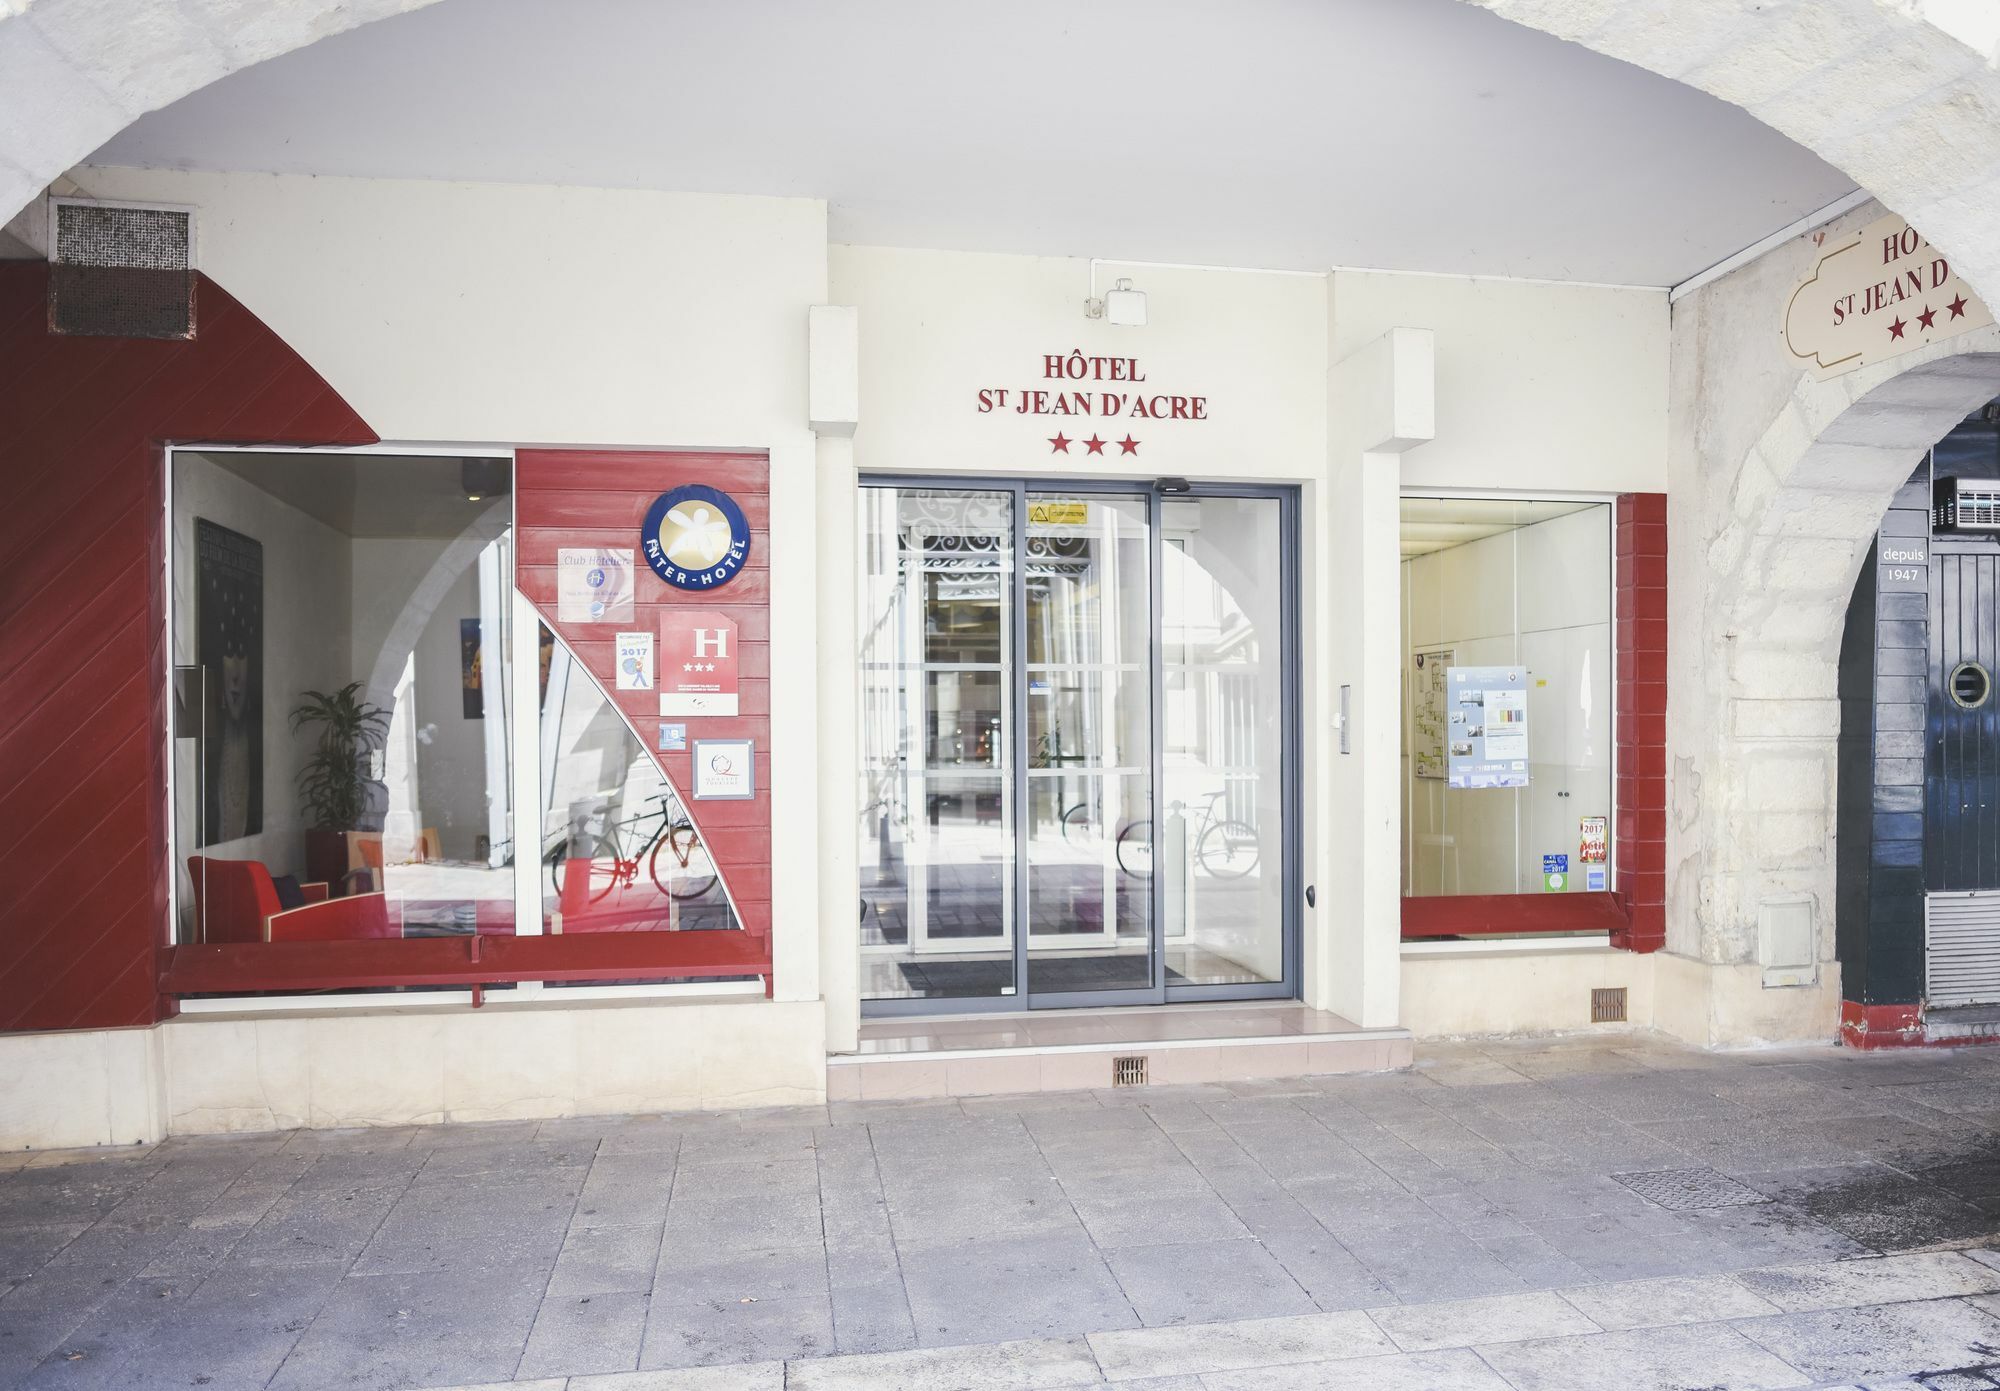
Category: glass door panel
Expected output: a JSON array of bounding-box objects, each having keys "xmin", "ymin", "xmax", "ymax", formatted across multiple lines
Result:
[
  {"xmin": 859, "ymin": 487, "xmax": 1018, "ymax": 1002},
  {"xmin": 1026, "ymin": 494, "xmax": 1155, "ymax": 998},
  {"xmin": 1160, "ymin": 496, "xmax": 1286, "ymax": 988}
]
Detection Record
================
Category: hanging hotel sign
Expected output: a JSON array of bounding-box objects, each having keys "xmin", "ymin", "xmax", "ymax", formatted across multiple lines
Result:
[
  {"xmin": 977, "ymin": 352, "xmax": 1209, "ymax": 457},
  {"xmin": 642, "ymin": 485, "xmax": 751, "ymax": 590},
  {"xmin": 659, "ymin": 609, "xmax": 740, "ymax": 717},
  {"xmin": 1783, "ymin": 213, "xmax": 1992, "ymax": 379}
]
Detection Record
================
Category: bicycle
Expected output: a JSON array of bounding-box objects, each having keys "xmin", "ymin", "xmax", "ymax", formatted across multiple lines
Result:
[
  {"xmin": 546, "ymin": 793, "xmax": 719, "ymax": 904},
  {"xmin": 1063, "ymin": 789, "xmax": 1259, "ymax": 880}
]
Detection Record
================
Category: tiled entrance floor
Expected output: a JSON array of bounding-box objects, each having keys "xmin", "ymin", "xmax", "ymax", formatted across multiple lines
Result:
[
  {"xmin": 835, "ymin": 1001, "xmax": 1410, "ymax": 1099},
  {"xmin": 10, "ymin": 1033, "xmax": 2000, "ymax": 1387}
]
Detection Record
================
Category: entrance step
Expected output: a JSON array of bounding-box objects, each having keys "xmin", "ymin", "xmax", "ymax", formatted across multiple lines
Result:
[{"xmin": 829, "ymin": 1003, "xmax": 1411, "ymax": 1100}]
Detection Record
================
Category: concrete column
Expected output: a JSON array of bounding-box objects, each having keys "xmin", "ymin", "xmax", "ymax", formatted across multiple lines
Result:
[
  {"xmin": 1315, "ymin": 326, "xmax": 1434, "ymax": 1027},
  {"xmin": 812, "ymin": 307, "xmax": 861, "ymax": 1053}
]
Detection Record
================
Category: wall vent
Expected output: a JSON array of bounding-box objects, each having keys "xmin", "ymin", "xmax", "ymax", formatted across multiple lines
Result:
[
  {"xmin": 1927, "ymin": 892, "xmax": 2000, "ymax": 1009},
  {"xmin": 48, "ymin": 198, "xmax": 195, "ymax": 340},
  {"xmin": 1935, "ymin": 477, "xmax": 2000, "ymax": 532},
  {"xmin": 1590, "ymin": 987, "xmax": 1627, "ymax": 1023},
  {"xmin": 1111, "ymin": 1055, "xmax": 1148, "ymax": 1087}
]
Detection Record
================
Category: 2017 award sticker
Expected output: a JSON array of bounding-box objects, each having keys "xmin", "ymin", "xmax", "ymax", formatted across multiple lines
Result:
[
  {"xmin": 557, "ymin": 548, "xmax": 635, "ymax": 623},
  {"xmin": 615, "ymin": 632, "xmax": 654, "ymax": 691}
]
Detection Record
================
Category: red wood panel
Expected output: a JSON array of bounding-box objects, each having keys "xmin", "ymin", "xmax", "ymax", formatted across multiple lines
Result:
[
  {"xmin": 0, "ymin": 265, "xmax": 377, "ymax": 1033},
  {"xmin": 158, "ymin": 929, "xmax": 771, "ymax": 995},
  {"xmin": 1612, "ymin": 492, "xmax": 1668, "ymax": 952},
  {"xmin": 516, "ymin": 450, "xmax": 775, "ymax": 983},
  {"xmin": 1400, "ymin": 491, "xmax": 1669, "ymax": 948}
]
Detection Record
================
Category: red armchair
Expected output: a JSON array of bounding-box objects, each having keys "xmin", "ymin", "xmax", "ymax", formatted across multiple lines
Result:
[
  {"xmin": 267, "ymin": 892, "xmax": 402, "ymax": 942},
  {"xmin": 185, "ymin": 857, "xmax": 329, "ymax": 944}
]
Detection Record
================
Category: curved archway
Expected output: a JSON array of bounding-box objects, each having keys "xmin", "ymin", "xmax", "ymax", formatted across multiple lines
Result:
[{"xmin": 1670, "ymin": 327, "xmax": 2000, "ymax": 1041}]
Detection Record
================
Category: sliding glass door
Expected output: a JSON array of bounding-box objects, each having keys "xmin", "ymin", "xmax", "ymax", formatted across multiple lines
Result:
[{"xmin": 858, "ymin": 478, "xmax": 1296, "ymax": 1013}]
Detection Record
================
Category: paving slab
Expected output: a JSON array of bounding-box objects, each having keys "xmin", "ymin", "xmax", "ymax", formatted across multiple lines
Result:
[
  {"xmin": 1735, "ymin": 1299, "xmax": 2000, "ymax": 1384},
  {"xmin": 1086, "ymin": 1309, "xmax": 1392, "ymax": 1380},
  {"xmin": 1473, "ymin": 1320, "xmax": 1813, "ymax": 1391},
  {"xmin": 1365, "ymin": 1289, "xmax": 1602, "ymax": 1352},
  {"xmin": 1557, "ymin": 1272, "xmax": 1785, "ymax": 1331},
  {"xmin": 1733, "ymin": 1252, "xmax": 2000, "ymax": 1312},
  {"xmin": 784, "ymin": 1334, "xmax": 1101, "ymax": 1391},
  {"xmin": 1199, "ymin": 1346, "xmax": 1519, "ymax": 1391}
]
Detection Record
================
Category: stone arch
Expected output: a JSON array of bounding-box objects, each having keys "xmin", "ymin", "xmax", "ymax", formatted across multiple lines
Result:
[{"xmin": 1674, "ymin": 330, "xmax": 2000, "ymax": 1015}]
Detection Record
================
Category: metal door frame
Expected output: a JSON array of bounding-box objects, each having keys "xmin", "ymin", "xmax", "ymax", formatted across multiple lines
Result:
[{"xmin": 859, "ymin": 474, "xmax": 1301, "ymax": 1016}]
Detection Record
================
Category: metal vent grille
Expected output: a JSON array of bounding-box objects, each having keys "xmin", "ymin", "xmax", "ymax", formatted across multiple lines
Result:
[
  {"xmin": 1591, "ymin": 987, "xmax": 1628, "ymax": 1023},
  {"xmin": 1936, "ymin": 478, "xmax": 2000, "ymax": 532},
  {"xmin": 1112, "ymin": 1056, "xmax": 1148, "ymax": 1087},
  {"xmin": 1927, "ymin": 893, "xmax": 2000, "ymax": 1008},
  {"xmin": 48, "ymin": 200, "xmax": 194, "ymax": 339}
]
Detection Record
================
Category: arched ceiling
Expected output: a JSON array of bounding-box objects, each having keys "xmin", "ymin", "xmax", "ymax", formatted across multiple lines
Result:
[{"xmin": 81, "ymin": 0, "xmax": 1858, "ymax": 286}]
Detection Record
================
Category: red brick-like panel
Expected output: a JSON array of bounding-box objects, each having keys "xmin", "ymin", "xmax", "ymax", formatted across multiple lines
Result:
[
  {"xmin": 514, "ymin": 451, "xmax": 773, "ymax": 970},
  {"xmin": 0, "ymin": 264, "xmax": 377, "ymax": 1033},
  {"xmin": 1612, "ymin": 492, "xmax": 1668, "ymax": 952}
]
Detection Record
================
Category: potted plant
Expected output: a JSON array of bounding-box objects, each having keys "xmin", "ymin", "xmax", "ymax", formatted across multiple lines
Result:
[{"xmin": 292, "ymin": 682, "xmax": 390, "ymax": 892}]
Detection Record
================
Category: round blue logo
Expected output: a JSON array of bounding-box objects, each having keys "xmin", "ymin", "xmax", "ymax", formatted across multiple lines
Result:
[{"xmin": 643, "ymin": 485, "xmax": 751, "ymax": 591}]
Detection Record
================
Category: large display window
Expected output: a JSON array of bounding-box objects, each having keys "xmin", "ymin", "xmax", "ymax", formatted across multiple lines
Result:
[
  {"xmin": 1399, "ymin": 496, "xmax": 1615, "ymax": 909},
  {"xmin": 162, "ymin": 447, "xmax": 771, "ymax": 1001}
]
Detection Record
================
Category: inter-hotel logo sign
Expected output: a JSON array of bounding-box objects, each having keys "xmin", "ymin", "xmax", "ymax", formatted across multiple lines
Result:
[
  {"xmin": 1784, "ymin": 212, "xmax": 1993, "ymax": 379},
  {"xmin": 976, "ymin": 352, "xmax": 1209, "ymax": 457}
]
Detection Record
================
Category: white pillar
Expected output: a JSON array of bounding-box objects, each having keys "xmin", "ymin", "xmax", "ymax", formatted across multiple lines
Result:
[
  {"xmin": 811, "ymin": 307, "xmax": 862, "ymax": 1052},
  {"xmin": 1314, "ymin": 327, "xmax": 1434, "ymax": 1027}
]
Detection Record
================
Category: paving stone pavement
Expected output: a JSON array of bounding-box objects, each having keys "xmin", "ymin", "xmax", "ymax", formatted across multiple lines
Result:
[{"xmin": 11, "ymin": 1033, "xmax": 2000, "ymax": 1387}]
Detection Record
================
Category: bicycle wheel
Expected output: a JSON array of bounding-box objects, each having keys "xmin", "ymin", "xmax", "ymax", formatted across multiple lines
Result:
[
  {"xmin": 651, "ymin": 824, "xmax": 720, "ymax": 901},
  {"xmin": 549, "ymin": 830, "xmax": 623, "ymax": 903},
  {"xmin": 1115, "ymin": 819, "xmax": 1154, "ymax": 878},
  {"xmin": 1197, "ymin": 819, "xmax": 1260, "ymax": 879}
]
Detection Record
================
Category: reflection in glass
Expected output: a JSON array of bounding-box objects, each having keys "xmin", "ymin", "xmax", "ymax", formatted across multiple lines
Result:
[
  {"xmin": 859, "ymin": 488, "xmax": 1017, "ymax": 1000},
  {"xmin": 1026, "ymin": 495, "xmax": 1154, "ymax": 995},
  {"xmin": 538, "ymin": 628, "xmax": 735, "ymax": 933},
  {"xmin": 1159, "ymin": 496, "xmax": 1285, "ymax": 986}
]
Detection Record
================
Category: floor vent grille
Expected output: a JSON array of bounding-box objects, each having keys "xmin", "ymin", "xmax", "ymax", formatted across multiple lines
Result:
[
  {"xmin": 1591, "ymin": 987, "xmax": 1628, "ymax": 1023},
  {"xmin": 1613, "ymin": 1167, "xmax": 1770, "ymax": 1211},
  {"xmin": 1112, "ymin": 1056, "xmax": 1148, "ymax": 1087}
]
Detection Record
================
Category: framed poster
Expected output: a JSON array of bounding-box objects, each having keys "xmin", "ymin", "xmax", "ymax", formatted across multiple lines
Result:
[
  {"xmin": 460, "ymin": 618, "xmax": 484, "ymax": 718},
  {"xmin": 692, "ymin": 738, "xmax": 755, "ymax": 800},
  {"xmin": 195, "ymin": 518, "xmax": 263, "ymax": 845},
  {"xmin": 1445, "ymin": 664, "xmax": 1530, "ymax": 790},
  {"xmin": 1410, "ymin": 647, "xmax": 1454, "ymax": 780}
]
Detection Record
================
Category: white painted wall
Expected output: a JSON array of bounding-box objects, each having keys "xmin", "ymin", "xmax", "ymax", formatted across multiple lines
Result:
[{"xmin": 1331, "ymin": 271, "xmax": 1669, "ymax": 495}]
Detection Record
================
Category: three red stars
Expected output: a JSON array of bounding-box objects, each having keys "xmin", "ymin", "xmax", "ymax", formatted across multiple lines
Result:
[
  {"xmin": 1888, "ymin": 316, "xmax": 1907, "ymax": 340},
  {"xmin": 1051, "ymin": 431, "xmax": 1142, "ymax": 456}
]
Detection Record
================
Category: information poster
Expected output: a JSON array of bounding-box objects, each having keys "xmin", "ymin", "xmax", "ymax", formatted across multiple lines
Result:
[
  {"xmin": 1411, "ymin": 648, "xmax": 1455, "ymax": 780},
  {"xmin": 1445, "ymin": 665, "xmax": 1530, "ymax": 789},
  {"xmin": 556, "ymin": 547, "xmax": 634, "ymax": 624}
]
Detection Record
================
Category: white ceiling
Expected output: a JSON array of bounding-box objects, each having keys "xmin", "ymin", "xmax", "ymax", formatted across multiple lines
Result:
[
  {"xmin": 1399, "ymin": 497, "xmax": 1598, "ymax": 557},
  {"xmin": 91, "ymin": 0, "xmax": 1857, "ymax": 287},
  {"xmin": 195, "ymin": 452, "xmax": 508, "ymax": 539}
]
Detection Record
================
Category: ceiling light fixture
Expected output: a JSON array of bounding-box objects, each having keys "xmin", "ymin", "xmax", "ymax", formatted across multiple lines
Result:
[{"xmin": 461, "ymin": 457, "xmax": 510, "ymax": 503}]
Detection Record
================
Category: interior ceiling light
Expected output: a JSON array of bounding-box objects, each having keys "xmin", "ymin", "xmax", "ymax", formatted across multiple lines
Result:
[{"xmin": 462, "ymin": 457, "xmax": 510, "ymax": 502}]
